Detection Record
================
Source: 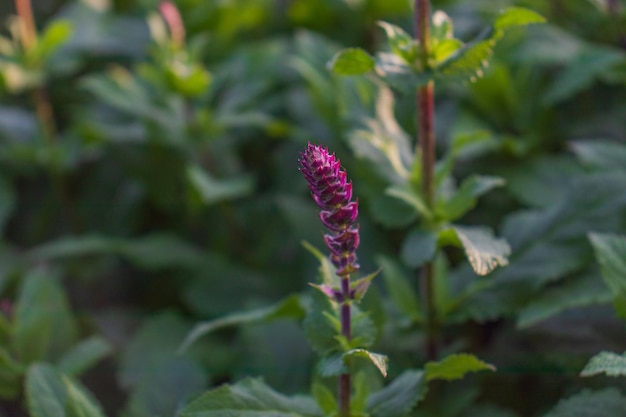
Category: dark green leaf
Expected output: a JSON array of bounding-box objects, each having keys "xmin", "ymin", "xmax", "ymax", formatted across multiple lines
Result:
[
  {"xmin": 581, "ymin": 351, "xmax": 626, "ymax": 377},
  {"xmin": 438, "ymin": 175, "xmax": 504, "ymax": 221},
  {"xmin": 366, "ymin": 370, "xmax": 427, "ymax": 417},
  {"xmin": 0, "ymin": 348, "xmax": 23, "ymax": 399},
  {"xmin": 0, "ymin": 175, "xmax": 15, "ymax": 234},
  {"xmin": 401, "ymin": 228, "xmax": 437, "ymax": 268},
  {"xmin": 589, "ymin": 233, "xmax": 626, "ymax": 296},
  {"xmin": 571, "ymin": 140, "xmax": 626, "ymax": 172},
  {"xmin": 13, "ymin": 270, "xmax": 78, "ymax": 364},
  {"xmin": 179, "ymin": 378, "xmax": 322, "ymax": 417},
  {"xmin": 425, "ymin": 353, "xmax": 495, "ymax": 381},
  {"xmin": 180, "ymin": 294, "xmax": 306, "ymax": 352},
  {"xmin": 318, "ymin": 349, "xmax": 388, "ymax": 378},
  {"xmin": 516, "ymin": 270, "xmax": 612, "ymax": 328},
  {"xmin": 543, "ymin": 388, "xmax": 626, "ymax": 417},
  {"xmin": 328, "ymin": 48, "xmax": 375, "ymax": 75},
  {"xmin": 57, "ymin": 337, "xmax": 112, "ymax": 377},
  {"xmin": 187, "ymin": 165, "xmax": 254, "ymax": 206},
  {"xmin": 377, "ymin": 255, "xmax": 421, "ymax": 321}
]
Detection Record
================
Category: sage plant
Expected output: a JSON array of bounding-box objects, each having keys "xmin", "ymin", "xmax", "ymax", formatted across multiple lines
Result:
[{"xmin": 299, "ymin": 142, "xmax": 359, "ymax": 417}]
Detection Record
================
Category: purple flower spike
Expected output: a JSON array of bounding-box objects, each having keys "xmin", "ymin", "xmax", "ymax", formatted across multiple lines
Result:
[{"xmin": 299, "ymin": 143, "xmax": 360, "ymax": 276}]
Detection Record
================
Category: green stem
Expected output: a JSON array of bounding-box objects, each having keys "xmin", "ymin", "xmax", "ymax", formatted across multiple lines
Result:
[
  {"xmin": 339, "ymin": 275, "xmax": 351, "ymax": 417},
  {"xmin": 415, "ymin": 0, "xmax": 438, "ymax": 360}
]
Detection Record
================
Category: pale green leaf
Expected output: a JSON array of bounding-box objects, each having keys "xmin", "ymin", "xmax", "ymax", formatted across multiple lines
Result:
[
  {"xmin": 376, "ymin": 255, "xmax": 421, "ymax": 321},
  {"xmin": 328, "ymin": 48, "xmax": 375, "ymax": 75},
  {"xmin": 494, "ymin": 7, "xmax": 546, "ymax": 31},
  {"xmin": 366, "ymin": 370, "xmax": 427, "ymax": 417},
  {"xmin": 453, "ymin": 226, "xmax": 510, "ymax": 276},
  {"xmin": 63, "ymin": 374, "xmax": 107, "ymax": 417},
  {"xmin": 57, "ymin": 337, "xmax": 112, "ymax": 376},
  {"xmin": 401, "ymin": 228, "xmax": 437, "ymax": 268},
  {"xmin": 431, "ymin": 11, "xmax": 454, "ymax": 41},
  {"xmin": 311, "ymin": 383, "xmax": 336, "ymax": 415},
  {"xmin": 425, "ymin": 353, "xmax": 495, "ymax": 381},
  {"xmin": 36, "ymin": 21, "xmax": 73, "ymax": 62},
  {"xmin": 581, "ymin": 351, "xmax": 626, "ymax": 377},
  {"xmin": 187, "ymin": 165, "xmax": 254, "ymax": 206},
  {"xmin": 179, "ymin": 378, "xmax": 322, "ymax": 417},
  {"xmin": 302, "ymin": 241, "xmax": 340, "ymax": 287},
  {"xmin": 377, "ymin": 21, "xmax": 417, "ymax": 63},
  {"xmin": 179, "ymin": 294, "xmax": 305, "ymax": 352},
  {"xmin": 543, "ymin": 388, "xmax": 626, "ymax": 417},
  {"xmin": 589, "ymin": 233, "xmax": 626, "ymax": 296}
]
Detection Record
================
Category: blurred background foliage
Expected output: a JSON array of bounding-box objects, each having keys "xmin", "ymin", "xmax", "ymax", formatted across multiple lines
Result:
[{"xmin": 0, "ymin": 0, "xmax": 625, "ymax": 416}]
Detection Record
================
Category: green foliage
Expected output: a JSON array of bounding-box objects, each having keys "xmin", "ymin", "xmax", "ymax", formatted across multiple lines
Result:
[
  {"xmin": 329, "ymin": 48, "xmax": 376, "ymax": 75},
  {"xmin": 581, "ymin": 351, "xmax": 626, "ymax": 377},
  {"xmin": 25, "ymin": 364, "xmax": 106, "ymax": 417},
  {"xmin": 589, "ymin": 233, "xmax": 626, "ymax": 296},
  {"xmin": 366, "ymin": 370, "xmax": 427, "ymax": 417},
  {"xmin": 179, "ymin": 378, "xmax": 322, "ymax": 417},
  {"xmin": 543, "ymin": 388, "xmax": 626, "ymax": 417},
  {"xmin": 424, "ymin": 354, "xmax": 495, "ymax": 381},
  {"xmin": 318, "ymin": 349, "xmax": 388, "ymax": 378}
]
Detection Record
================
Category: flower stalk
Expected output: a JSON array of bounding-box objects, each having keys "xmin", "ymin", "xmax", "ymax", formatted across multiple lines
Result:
[
  {"xmin": 415, "ymin": 0, "xmax": 438, "ymax": 360},
  {"xmin": 299, "ymin": 143, "xmax": 360, "ymax": 417}
]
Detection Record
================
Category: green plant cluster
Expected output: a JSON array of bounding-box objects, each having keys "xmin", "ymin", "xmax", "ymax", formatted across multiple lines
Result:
[{"xmin": 1, "ymin": 0, "xmax": 626, "ymax": 416}]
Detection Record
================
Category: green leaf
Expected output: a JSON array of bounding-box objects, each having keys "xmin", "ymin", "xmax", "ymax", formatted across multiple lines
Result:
[
  {"xmin": 401, "ymin": 228, "xmax": 437, "ymax": 268},
  {"xmin": 493, "ymin": 7, "xmax": 546, "ymax": 31},
  {"xmin": 425, "ymin": 353, "xmax": 495, "ymax": 381},
  {"xmin": 187, "ymin": 165, "xmax": 254, "ymax": 206},
  {"xmin": 589, "ymin": 233, "xmax": 626, "ymax": 296},
  {"xmin": 302, "ymin": 241, "xmax": 339, "ymax": 287},
  {"xmin": 452, "ymin": 226, "xmax": 511, "ymax": 276},
  {"xmin": 318, "ymin": 349, "xmax": 388, "ymax": 378},
  {"xmin": 516, "ymin": 270, "xmax": 612, "ymax": 328},
  {"xmin": 311, "ymin": 383, "xmax": 336, "ymax": 415},
  {"xmin": 571, "ymin": 140, "xmax": 626, "ymax": 171},
  {"xmin": 35, "ymin": 21, "xmax": 73, "ymax": 62},
  {"xmin": 581, "ymin": 351, "xmax": 626, "ymax": 377},
  {"xmin": 351, "ymin": 269, "xmax": 382, "ymax": 302},
  {"xmin": 0, "ymin": 348, "xmax": 23, "ymax": 399},
  {"xmin": 438, "ymin": 175, "xmax": 504, "ymax": 221},
  {"xmin": 13, "ymin": 270, "xmax": 78, "ymax": 364},
  {"xmin": 377, "ymin": 255, "xmax": 421, "ymax": 321},
  {"xmin": 179, "ymin": 377, "xmax": 322, "ymax": 417},
  {"xmin": 26, "ymin": 364, "xmax": 69, "ymax": 417},
  {"xmin": 366, "ymin": 370, "xmax": 427, "ymax": 417},
  {"xmin": 328, "ymin": 48, "xmax": 375, "ymax": 75},
  {"xmin": 543, "ymin": 388, "xmax": 626, "ymax": 417},
  {"xmin": 377, "ymin": 21, "xmax": 417, "ymax": 63},
  {"xmin": 386, "ymin": 185, "xmax": 431, "ymax": 219},
  {"xmin": 431, "ymin": 11, "xmax": 454, "ymax": 41},
  {"xmin": 179, "ymin": 294, "xmax": 306, "ymax": 352},
  {"xmin": 25, "ymin": 364, "xmax": 106, "ymax": 417},
  {"xmin": 57, "ymin": 337, "xmax": 112, "ymax": 376},
  {"xmin": 351, "ymin": 372, "xmax": 371, "ymax": 415}
]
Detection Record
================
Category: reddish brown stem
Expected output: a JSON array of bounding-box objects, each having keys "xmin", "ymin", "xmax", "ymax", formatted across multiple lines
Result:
[
  {"xmin": 15, "ymin": 0, "xmax": 36, "ymax": 50},
  {"xmin": 415, "ymin": 0, "xmax": 438, "ymax": 361}
]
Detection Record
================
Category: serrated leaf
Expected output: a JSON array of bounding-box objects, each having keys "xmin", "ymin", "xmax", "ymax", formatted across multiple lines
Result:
[
  {"xmin": 589, "ymin": 233, "xmax": 626, "ymax": 296},
  {"xmin": 57, "ymin": 337, "xmax": 112, "ymax": 377},
  {"xmin": 366, "ymin": 370, "xmax": 427, "ymax": 417},
  {"xmin": 179, "ymin": 377, "xmax": 322, "ymax": 417},
  {"xmin": 438, "ymin": 175, "xmax": 504, "ymax": 221},
  {"xmin": 179, "ymin": 294, "xmax": 305, "ymax": 352},
  {"xmin": 453, "ymin": 226, "xmax": 510, "ymax": 276},
  {"xmin": 376, "ymin": 255, "xmax": 421, "ymax": 321},
  {"xmin": 187, "ymin": 165, "xmax": 254, "ymax": 206},
  {"xmin": 318, "ymin": 349, "xmax": 388, "ymax": 378},
  {"xmin": 494, "ymin": 7, "xmax": 546, "ymax": 31},
  {"xmin": 329, "ymin": 48, "xmax": 375, "ymax": 75},
  {"xmin": 581, "ymin": 351, "xmax": 626, "ymax": 377},
  {"xmin": 425, "ymin": 353, "xmax": 495, "ymax": 381},
  {"xmin": 543, "ymin": 388, "xmax": 626, "ymax": 417},
  {"xmin": 13, "ymin": 270, "xmax": 78, "ymax": 364},
  {"xmin": 516, "ymin": 270, "xmax": 612, "ymax": 328}
]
